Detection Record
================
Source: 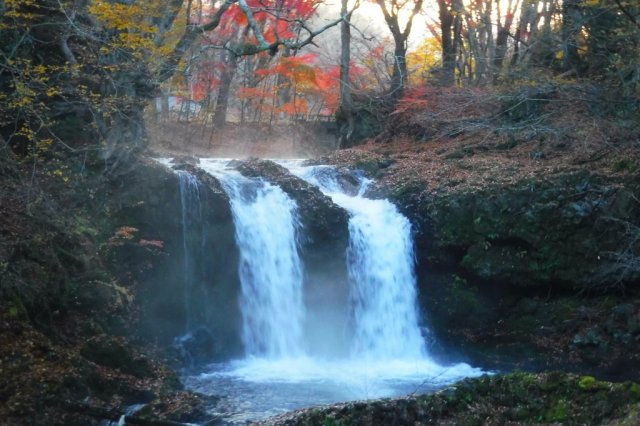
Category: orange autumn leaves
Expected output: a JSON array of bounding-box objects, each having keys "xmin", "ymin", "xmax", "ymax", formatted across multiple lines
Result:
[
  {"xmin": 247, "ymin": 54, "xmax": 341, "ymax": 117},
  {"xmin": 188, "ymin": 53, "xmax": 344, "ymax": 118}
]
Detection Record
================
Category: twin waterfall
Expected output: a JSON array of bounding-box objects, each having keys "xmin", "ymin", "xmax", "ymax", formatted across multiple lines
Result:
[
  {"xmin": 175, "ymin": 158, "xmax": 480, "ymax": 421},
  {"xmin": 178, "ymin": 159, "xmax": 482, "ymax": 423},
  {"xmin": 197, "ymin": 160, "xmax": 427, "ymax": 362}
]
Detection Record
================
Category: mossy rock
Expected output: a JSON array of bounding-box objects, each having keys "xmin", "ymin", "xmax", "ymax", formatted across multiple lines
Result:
[
  {"xmin": 261, "ymin": 372, "xmax": 640, "ymax": 425},
  {"xmin": 414, "ymin": 171, "xmax": 640, "ymax": 290},
  {"xmin": 80, "ymin": 337, "xmax": 154, "ymax": 379},
  {"xmin": 135, "ymin": 391, "xmax": 215, "ymax": 424}
]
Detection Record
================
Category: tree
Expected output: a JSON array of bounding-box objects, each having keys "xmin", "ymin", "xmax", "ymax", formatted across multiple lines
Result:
[
  {"xmin": 436, "ymin": 0, "xmax": 463, "ymax": 86},
  {"xmin": 338, "ymin": 0, "xmax": 357, "ymax": 147},
  {"xmin": 155, "ymin": 0, "xmax": 348, "ymax": 83},
  {"xmin": 374, "ymin": 0, "xmax": 424, "ymax": 101},
  {"xmin": 561, "ymin": 0, "xmax": 583, "ymax": 73},
  {"xmin": 0, "ymin": 0, "xmax": 354, "ymax": 160}
]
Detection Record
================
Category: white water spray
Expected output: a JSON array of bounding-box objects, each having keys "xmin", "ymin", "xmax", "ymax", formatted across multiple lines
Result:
[
  {"xmin": 346, "ymin": 196, "xmax": 426, "ymax": 359},
  {"xmin": 200, "ymin": 160, "xmax": 305, "ymax": 358},
  {"xmin": 286, "ymin": 164, "xmax": 426, "ymax": 360}
]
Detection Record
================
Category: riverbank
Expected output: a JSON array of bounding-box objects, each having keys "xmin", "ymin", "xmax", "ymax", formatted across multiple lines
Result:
[{"xmin": 258, "ymin": 372, "xmax": 640, "ymax": 425}]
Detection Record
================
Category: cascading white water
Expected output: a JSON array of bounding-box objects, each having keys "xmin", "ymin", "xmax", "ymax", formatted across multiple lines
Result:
[
  {"xmin": 346, "ymin": 195, "xmax": 426, "ymax": 359},
  {"xmin": 285, "ymin": 164, "xmax": 427, "ymax": 360},
  {"xmin": 178, "ymin": 159, "xmax": 483, "ymax": 424},
  {"xmin": 200, "ymin": 161, "xmax": 305, "ymax": 358},
  {"xmin": 177, "ymin": 170, "xmax": 201, "ymax": 332}
]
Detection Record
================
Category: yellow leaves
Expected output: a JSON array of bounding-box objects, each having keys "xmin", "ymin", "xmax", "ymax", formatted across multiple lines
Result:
[
  {"xmin": 14, "ymin": 81, "xmax": 36, "ymax": 100},
  {"xmin": 89, "ymin": 0, "xmax": 158, "ymax": 32},
  {"xmin": 46, "ymin": 87, "xmax": 60, "ymax": 97},
  {"xmin": 36, "ymin": 138, "xmax": 53, "ymax": 154},
  {"xmin": 5, "ymin": 0, "xmax": 38, "ymax": 7},
  {"xmin": 407, "ymin": 37, "xmax": 441, "ymax": 86},
  {"xmin": 5, "ymin": 62, "xmax": 67, "ymax": 116},
  {"xmin": 32, "ymin": 64, "xmax": 48, "ymax": 75},
  {"xmin": 15, "ymin": 124, "xmax": 36, "ymax": 141},
  {"xmin": 3, "ymin": 0, "xmax": 39, "ymax": 22},
  {"xmin": 89, "ymin": 0, "xmax": 164, "ymax": 58}
]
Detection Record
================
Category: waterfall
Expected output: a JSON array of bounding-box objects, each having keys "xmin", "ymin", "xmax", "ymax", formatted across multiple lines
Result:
[
  {"xmin": 346, "ymin": 196, "xmax": 426, "ymax": 359},
  {"xmin": 285, "ymin": 164, "xmax": 427, "ymax": 360},
  {"xmin": 201, "ymin": 161, "xmax": 305, "ymax": 358},
  {"xmin": 177, "ymin": 170, "xmax": 202, "ymax": 332},
  {"xmin": 173, "ymin": 159, "xmax": 483, "ymax": 422}
]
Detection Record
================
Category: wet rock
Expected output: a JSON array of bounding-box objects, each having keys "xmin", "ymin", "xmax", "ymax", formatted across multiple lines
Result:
[
  {"xmin": 233, "ymin": 159, "xmax": 349, "ymax": 249},
  {"xmin": 171, "ymin": 155, "xmax": 200, "ymax": 166},
  {"xmin": 172, "ymin": 327, "xmax": 218, "ymax": 366},
  {"xmin": 258, "ymin": 373, "xmax": 640, "ymax": 426},
  {"xmin": 108, "ymin": 159, "xmax": 242, "ymax": 361},
  {"xmin": 136, "ymin": 391, "xmax": 218, "ymax": 424},
  {"xmin": 80, "ymin": 336, "xmax": 154, "ymax": 379},
  {"xmin": 573, "ymin": 327, "xmax": 606, "ymax": 348}
]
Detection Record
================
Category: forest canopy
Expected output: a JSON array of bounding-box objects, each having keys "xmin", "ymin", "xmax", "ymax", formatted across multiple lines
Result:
[{"xmin": 0, "ymin": 0, "xmax": 638, "ymax": 156}]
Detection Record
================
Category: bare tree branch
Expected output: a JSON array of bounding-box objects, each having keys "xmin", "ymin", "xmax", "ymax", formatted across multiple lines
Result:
[
  {"xmin": 238, "ymin": 0, "xmax": 271, "ymax": 49},
  {"xmin": 156, "ymin": 0, "xmax": 236, "ymax": 82}
]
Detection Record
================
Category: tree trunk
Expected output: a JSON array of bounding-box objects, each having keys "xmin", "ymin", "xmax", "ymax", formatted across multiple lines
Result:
[
  {"xmin": 212, "ymin": 52, "xmax": 238, "ymax": 129},
  {"xmin": 277, "ymin": 47, "xmax": 292, "ymax": 120},
  {"xmin": 338, "ymin": 0, "xmax": 355, "ymax": 148},
  {"xmin": 375, "ymin": 0, "xmax": 422, "ymax": 103},
  {"xmin": 390, "ymin": 38, "xmax": 408, "ymax": 101},
  {"xmin": 438, "ymin": 0, "xmax": 461, "ymax": 86},
  {"xmin": 562, "ymin": 0, "xmax": 582, "ymax": 73}
]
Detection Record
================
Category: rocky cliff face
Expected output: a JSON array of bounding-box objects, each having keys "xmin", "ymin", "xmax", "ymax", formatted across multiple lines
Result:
[
  {"xmin": 395, "ymin": 171, "xmax": 639, "ymax": 291},
  {"xmin": 384, "ymin": 170, "xmax": 640, "ymax": 377},
  {"xmin": 234, "ymin": 159, "xmax": 350, "ymax": 251},
  {"xmin": 107, "ymin": 159, "xmax": 242, "ymax": 361}
]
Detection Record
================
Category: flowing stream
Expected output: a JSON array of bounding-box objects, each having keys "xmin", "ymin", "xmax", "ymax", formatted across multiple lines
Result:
[{"xmin": 171, "ymin": 159, "xmax": 482, "ymax": 423}]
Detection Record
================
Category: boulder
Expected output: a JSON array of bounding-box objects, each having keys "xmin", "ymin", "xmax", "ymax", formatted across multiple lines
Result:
[
  {"xmin": 80, "ymin": 336, "xmax": 154, "ymax": 379},
  {"xmin": 233, "ymin": 159, "xmax": 350, "ymax": 250},
  {"xmin": 107, "ymin": 159, "xmax": 243, "ymax": 362},
  {"xmin": 384, "ymin": 169, "xmax": 640, "ymax": 377}
]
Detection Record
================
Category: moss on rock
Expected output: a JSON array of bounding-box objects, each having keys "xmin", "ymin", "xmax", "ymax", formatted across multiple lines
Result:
[{"xmin": 261, "ymin": 372, "xmax": 640, "ymax": 425}]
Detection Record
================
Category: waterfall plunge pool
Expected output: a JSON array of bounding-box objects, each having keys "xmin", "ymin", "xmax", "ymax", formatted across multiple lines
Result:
[
  {"xmin": 164, "ymin": 158, "xmax": 485, "ymax": 423},
  {"xmin": 185, "ymin": 356, "xmax": 483, "ymax": 423}
]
